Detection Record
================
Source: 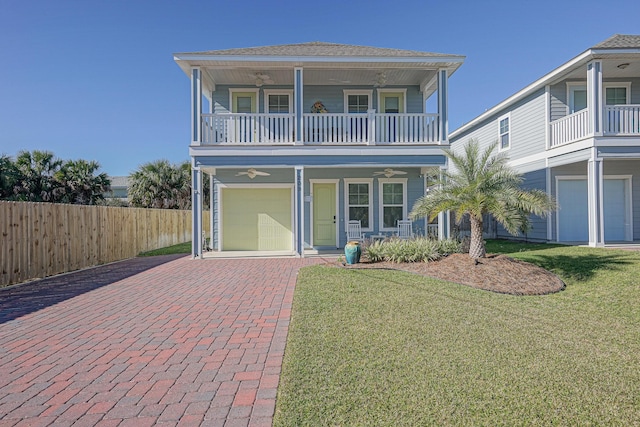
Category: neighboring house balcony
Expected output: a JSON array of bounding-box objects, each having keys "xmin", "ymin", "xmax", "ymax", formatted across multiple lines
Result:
[
  {"xmin": 549, "ymin": 104, "xmax": 640, "ymax": 148},
  {"xmin": 200, "ymin": 111, "xmax": 440, "ymax": 145},
  {"xmin": 546, "ymin": 53, "xmax": 640, "ymax": 149}
]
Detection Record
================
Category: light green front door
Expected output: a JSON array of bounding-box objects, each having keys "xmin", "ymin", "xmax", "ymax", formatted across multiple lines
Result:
[{"xmin": 313, "ymin": 183, "xmax": 336, "ymax": 247}]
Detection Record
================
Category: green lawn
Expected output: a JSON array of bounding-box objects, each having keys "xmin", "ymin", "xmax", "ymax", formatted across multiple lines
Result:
[
  {"xmin": 274, "ymin": 241, "xmax": 640, "ymax": 426},
  {"xmin": 137, "ymin": 241, "xmax": 191, "ymax": 256}
]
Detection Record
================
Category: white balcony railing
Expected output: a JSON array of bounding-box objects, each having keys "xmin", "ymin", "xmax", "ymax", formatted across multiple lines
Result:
[
  {"xmin": 201, "ymin": 112, "xmax": 440, "ymax": 145},
  {"xmin": 549, "ymin": 109, "xmax": 590, "ymax": 148},
  {"xmin": 604, "ymin": 105, "xmax": 640, "ymax": 135},
  {"xmin": 202, "ymin": 113, "xmax": 294, "ymax": 145}
]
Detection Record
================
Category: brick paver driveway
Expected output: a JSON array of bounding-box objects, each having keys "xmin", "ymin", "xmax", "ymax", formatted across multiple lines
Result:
[{"xmin": 0, "ymin": 255, "xmax": 324, "ymax": 426}]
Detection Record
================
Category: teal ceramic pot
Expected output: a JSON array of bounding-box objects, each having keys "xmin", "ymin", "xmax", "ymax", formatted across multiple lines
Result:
[{"xmin": 344, "ymin": 241, "xmax": 362, "ymax": 264}]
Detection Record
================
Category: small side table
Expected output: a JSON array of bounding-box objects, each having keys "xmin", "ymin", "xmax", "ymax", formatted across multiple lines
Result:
[{"xmin": 369, "ymin": 234, "xmax": 386, "ymax": 243}]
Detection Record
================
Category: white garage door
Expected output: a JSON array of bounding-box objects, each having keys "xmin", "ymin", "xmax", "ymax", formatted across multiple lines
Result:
[
  {"xmin": 557, "ymin": 179, "xmax": 588, "ymax": 242},
  {"xmin": 221, "ymin": 188, "xmax": 293, "ymax": 251}
]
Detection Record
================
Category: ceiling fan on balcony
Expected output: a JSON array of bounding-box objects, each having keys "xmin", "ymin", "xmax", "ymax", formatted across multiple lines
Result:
[
  {"xmin": 373, "ymin": 72, "xmax": 387, "ymax": 87},
  {"xmin": 251, "ymin": 72, "xmax": 274, "ymax": 87},
  {"xmin": 374, "ymin": 168, "xmax": 407, "ymax": 178},
  {"xmin": 236, "ymin": 168, "xmax": 271, "ymax": 179}
]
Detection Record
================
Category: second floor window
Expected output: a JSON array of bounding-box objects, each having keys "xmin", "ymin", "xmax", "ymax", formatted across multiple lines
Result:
[
  {"xmin": 348, "ymin": 95, "xmax": 369, "ymax": 113},
  {"xmin": 268, "ymin": 94, "xmax": 290, "ymax": 113},
  {"xmin": 606, "ymin": 87, "xmax": 627, "ymax": 105},
  {"xmin": 499, "ymin": 114, "xmax": 510, "ymax": 150}
]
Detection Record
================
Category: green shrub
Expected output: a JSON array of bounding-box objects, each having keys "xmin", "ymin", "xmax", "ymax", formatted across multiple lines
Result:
[{"xmin": 364, "ymin": 237, "xmax": 461, "ymax": 263}]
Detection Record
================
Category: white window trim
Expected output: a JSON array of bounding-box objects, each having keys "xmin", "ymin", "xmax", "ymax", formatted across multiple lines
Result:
[
  {"xmin": 376, "ymin": 88, "xmax": 407, "ymax": 113},
  {"xmin": 343, "ymin": 90, "xmax": 373, "ymax": 113},
  {"xmin": 566, "ymin": 82, "xmax": 587, "ymax": 115},
  {"xmin": 263, "ymin": 89, "xmax": 294, "ymax": 113},
  {"xmin": 603, "ymin": 82, "xmax": 631, "ymax": 105},
  {"xmin": 377, "ymin": 177, "xmax": 408, "ymax": 232},
  {"xmin": 344, "ymin": 178, "xmax": 374, "ymax": 232},
  {"xmin": 498, "ymin": 112, "xmax": 511, "ymax": 151},
  {"xmin": 228, "ymin": 88, "xmax": 259, "ymax": 113}
]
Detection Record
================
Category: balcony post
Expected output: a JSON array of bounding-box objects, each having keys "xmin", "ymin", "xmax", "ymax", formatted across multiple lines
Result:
[
  {"xmin": 191, "ymin": 67, "xmax": 202, "ymax": 145},
  {"xmin": 367, "ymin": 109, "xmax": 376, "ymax": 145},
  {"xmin": 586, "ymin": 60, "xmax": 603, "ymax": 136},
  {"xmin": 437, "ymin": 69, "xmax": 449, "ymax": 144},
  {"xmin": 294, "ymin": 67, "xmax": 304, "ymax": 145}
]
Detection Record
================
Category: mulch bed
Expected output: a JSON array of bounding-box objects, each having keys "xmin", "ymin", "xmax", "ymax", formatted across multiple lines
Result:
[{"xmin": 332, "ymin": 253, "xmax": 565, "ymax": 296}]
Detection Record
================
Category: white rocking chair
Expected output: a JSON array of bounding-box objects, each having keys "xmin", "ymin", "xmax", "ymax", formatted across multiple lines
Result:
[
  {"xmin": 345, "ymin": 220, "xmax": 365, "ymax": 243},
  {"xmin": 396, "ymin": 219, "xmax": 414, "ymax": 240}
]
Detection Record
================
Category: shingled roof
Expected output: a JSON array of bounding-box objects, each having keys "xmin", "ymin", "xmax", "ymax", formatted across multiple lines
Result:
[
  {"xmin": 592, "ymin": 34, "xmax": 640, "ymax": 49},
  {"xmin": 176, "ymin": 41, "xmax": 460, "ymax": 58}
]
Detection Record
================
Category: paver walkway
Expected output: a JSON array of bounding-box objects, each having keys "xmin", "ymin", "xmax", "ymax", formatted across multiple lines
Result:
[{"xmin": 0, "ymin": 255, "xmax": 325, "ymax": 426}]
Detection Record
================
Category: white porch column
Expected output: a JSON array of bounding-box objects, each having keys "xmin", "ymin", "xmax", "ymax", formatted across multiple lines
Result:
[
  {"xmin": 209, "ymin": 173, "xmax": 215, "ymax": 250},
  {"xmin": 191, "ymin": 68, "xmax": 202, "ymax": 144},
  {"xmin": 587, "ymin": 150, "xmax": 604, "ymax": 247},
  {"xmin": 294, "ymin": 68, "xmax": 304, "ymax": 145},
  {"xmin": 294, "ymin": 166, "xmax": 305, "ymax": 257},
  {"xmin": 437, "ymin": 69, "xmax": 449, "ymax": 144},
  {"xmin": 191, "ymin": 162, "xmax": 203, "ymax": 258},
  {"xmin": 587, "ymin": 60, "xmax": 603, "ymax": 136}
]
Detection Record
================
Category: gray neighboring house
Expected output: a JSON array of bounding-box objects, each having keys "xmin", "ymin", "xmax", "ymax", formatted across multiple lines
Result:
[
  {"xmin": 450, "ymin": 34, "xmax": 640, "ymax": 247},
  {"xmin": 107, "ymin": 176, "xmax": 130, "ymax": 203}
]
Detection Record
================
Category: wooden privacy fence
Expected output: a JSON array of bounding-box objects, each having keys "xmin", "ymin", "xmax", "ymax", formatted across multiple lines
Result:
[{"xmin": 1, "ymin": 201, "xmax": 208, "ymax": 287}]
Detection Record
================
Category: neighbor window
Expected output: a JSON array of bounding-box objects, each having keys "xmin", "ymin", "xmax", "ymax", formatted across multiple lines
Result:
[
  {"xmin": 605, "ymin": 87, "xmax": 628, "ymax": 105},
  {"xmin": 345, "ymin": 180, "xmax": 373, "ymax": 230},
  {"xmin": 379, "ymin": 179, "xmax": 407, "ymax": 230},
  {"xmin": 499, "ymin": 114, "xmax": 510, "ymax": 150}
]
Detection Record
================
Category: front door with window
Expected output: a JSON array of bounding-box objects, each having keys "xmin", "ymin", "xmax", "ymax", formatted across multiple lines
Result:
[
  {"xmin": 313, "ymin": 183, "xmax": 337, "ymax": 247},
  {"xmin": 379, "ymin": 92, "xmax": 405, "ymax": 142},
  {"xmin": 230, "ymin": 91, "xmax": 257, "ymax": 143}
]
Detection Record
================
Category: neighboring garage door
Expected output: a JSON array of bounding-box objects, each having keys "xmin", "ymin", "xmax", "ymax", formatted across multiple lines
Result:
[
  {"xmin": 604, "ymin": 179, "xmax": 630, "ymax": 242},
  {"xmin": 221, "ymin": 187, "xmax": 293, "ymax": 251},
  {"xmin": 557, "ymin": 179, "xmax": 588, "ymax": 242}
]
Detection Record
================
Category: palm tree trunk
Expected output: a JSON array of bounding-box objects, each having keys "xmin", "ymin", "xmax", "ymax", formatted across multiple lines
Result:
[{"xmin": 469, "ymin": 215, "xmax": 486, "ymax": 259}]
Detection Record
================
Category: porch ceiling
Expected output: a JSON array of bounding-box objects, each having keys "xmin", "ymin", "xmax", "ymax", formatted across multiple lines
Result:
[
  {"xmin": 198, "ymin": 67, "xmax": 440, "ymax": 89},
  {"xmin": 547, "ymin": 53, "xmax": 640, "ymax": 84}
]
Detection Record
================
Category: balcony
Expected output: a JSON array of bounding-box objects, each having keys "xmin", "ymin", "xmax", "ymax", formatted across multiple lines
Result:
[
  {"xmin": 200, "ymin": 111, "xmax": 440, "ymax": 145},
  {"xmin": 549, "ymin": 105, "xmax": 640, "ymax": 148}
]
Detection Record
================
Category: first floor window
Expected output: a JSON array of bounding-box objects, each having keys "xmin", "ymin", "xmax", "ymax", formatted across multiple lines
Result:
[
  {"xmin": 380, "ymin": 181, "xmax": 406, "ymax": 229},
  {"xmin": 347, "ymin": 182, "xmax": 371, "ymax": 229}
]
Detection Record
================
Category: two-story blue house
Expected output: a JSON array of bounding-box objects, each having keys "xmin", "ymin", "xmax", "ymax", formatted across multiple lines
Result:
[
  {"xmin": 174, "ymin": 42, "xmax": 464, "ymax": 258},
  {"xmin": 450, "ymin": 34, "xmax": 640, "ymax": 247}
]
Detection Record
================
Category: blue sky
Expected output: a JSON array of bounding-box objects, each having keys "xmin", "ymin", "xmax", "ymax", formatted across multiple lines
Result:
[{"xmin": 1, "ymin": 0, "xmax": 639, "ymax": 176}]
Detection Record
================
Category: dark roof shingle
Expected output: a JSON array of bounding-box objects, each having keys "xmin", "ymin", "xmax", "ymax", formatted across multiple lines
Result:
[
  {"xmin": 592, "ymin": 34, "xmax": 640, "ymax": 49},
  {"xmin": 176, "ymin": 41, "xmax": 458, "ymax": 58}
]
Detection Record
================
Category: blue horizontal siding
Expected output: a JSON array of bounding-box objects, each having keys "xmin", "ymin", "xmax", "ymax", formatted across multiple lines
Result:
[{"xmin": 196, "ymin": 155, "xmax": 446, "ymax": 167}]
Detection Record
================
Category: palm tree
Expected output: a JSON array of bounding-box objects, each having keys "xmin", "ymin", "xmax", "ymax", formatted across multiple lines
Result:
[
  {"xmin": 128, "ymin": 160, "xmax": 191, "ymax": 209},
  {"xmin": 0, "ymin": 154, "xmax": 19, "ymax": 199},
  {"xmin": 410, "ymin": 139, "xmax": 556, "ymax": 259},
  {"xmin": 13, "ymin": 150, "xmax": 63, "ymax": 202},
  {"xmin": 55, "ymin": 159, "xmax": 111, "ymax": 205}
]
